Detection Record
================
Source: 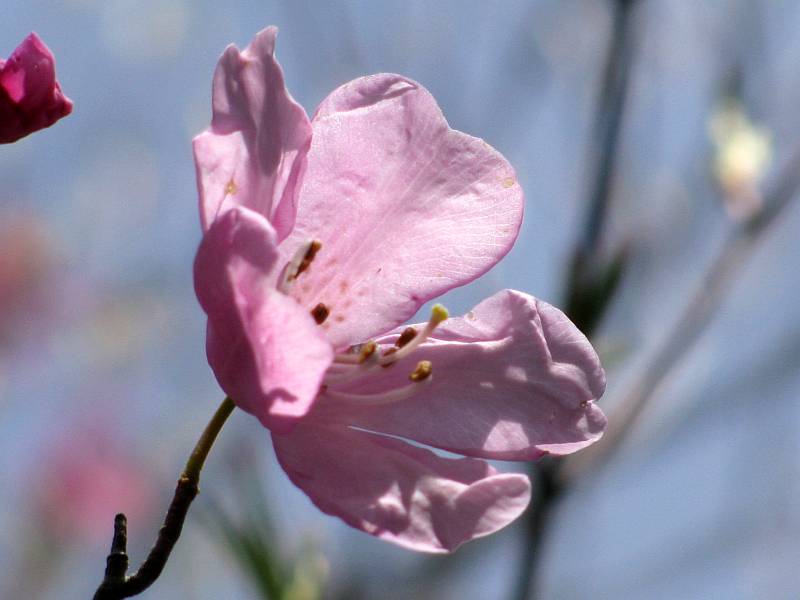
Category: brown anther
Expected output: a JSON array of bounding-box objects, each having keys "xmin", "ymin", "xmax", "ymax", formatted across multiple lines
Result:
[
  {"xmin": 358, "ymin": 341, "xmax": 377, "ymax": 363},
  {"xmin": 409, "ymin": 360, "xmax": 432, "ymax": 382},
  {"xmin": 396, "ymin": 327, "xmax": 417, "ymax": 348},
  {"xmin": 311, "ymin": 303, "xmax": 330, "ymax": 325},
  {"xmin": 294, "ymin": 240, "xmax": 322, "ymax": 279}
]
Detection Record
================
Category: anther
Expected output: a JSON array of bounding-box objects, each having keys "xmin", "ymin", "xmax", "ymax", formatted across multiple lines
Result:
[
  {"xmin": 333, "ymin": 350, "xmax": 362, "ymax": 365},
  {"xmin": 380, "ymin": 328, "xmax": 415, "ymax": 368},
  {"xmin": 409, "ymin": 360, "xmax": 432, "ymax": 382},
  {"xmin": 358, "ymin": 341, "xmax": 378, "ymax": 363},
  {"xmin": 379, "ymin": 304, "xmax": 449, "ymax": 367},
  {"xmin": 295, "ymin": 240, "xmax": 322, "ymax": 279},
  {"xmin": 278, "ymin": 239, "xmax": 322, "ymax": 293},
  {"xmin": 380, "ymin": 326, "xmax": 418, "ymax": 366},
  {"xmin": 396, "ymin": 327, "xmax": 417, "ymax": 348},
  {"xmin": 311, "ymin": 303, "xmax": 329, "ymax": 325}
]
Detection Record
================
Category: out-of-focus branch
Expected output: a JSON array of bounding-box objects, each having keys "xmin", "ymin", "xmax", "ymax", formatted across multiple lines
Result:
[
  {"xmin": 577, "ymin": 0, "xmax": 637, "ymax": 263},
  {"xmin": 514, "ymin": 3, "xmax": 799, "ymax": 598},
  {"xmin": 561, "ymin": 139, "xmax": 800, "ymax": 483},
  {"xmin": 93, "ymin": 397, "xmax": 235, "ymax": 599},
  {"xmin": 566, "ymin": 0, "xmax": 637, "ymax": 338},
  {"xmin": 512, "ymin": 2, "xmax": 638, "ymax": 599}
]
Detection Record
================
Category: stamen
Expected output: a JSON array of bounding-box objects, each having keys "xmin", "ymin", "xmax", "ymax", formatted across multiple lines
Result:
[
  {"xmin": 409, "ymin": 360, "xmax": 432, "ymax": 381},
  {"xmin": 323, "ymin": 376, "xmax": 432, "ymax": 406},
  {"xmin": 333, "ymin": 354, "xmax": 361, "ymax": 365},
  {"xmin": 323, "ymin": 342, "xmax": 380, "ymax": 385},
  {"xmin": 311, "ymin": 303, "xmax": 329, "ymax": 325},
  {"xmin": 381, "ymin": 326, "xmax": 417, "ymax": 367},
  {"xmin": 358, "ymin": 341, "xmax": 378, "ymax": 363},
  {"xmin": 278, "ymin": 239, "xmax": 322, "ymax": 293},
  {"xmin": 380, "ymin": 347, "xmax": 397, "ymax": 363},
  {"xmin": 396, "ymin": 327, "xmax": 418, "ymax": 348},
  {"xmin": 334, "ymin": 344, "xmax": 370, "ymax": 364},
  {"xmin": 331, "ymin": 304, "xmax": 448, "ymax": 378},
  {"xmin": 378, "ymin": 304, "xmax": 449, "ymax": 367},
  {"xmin": 296, "ymin": 240, "xmax": 322, "ymax": 278}
]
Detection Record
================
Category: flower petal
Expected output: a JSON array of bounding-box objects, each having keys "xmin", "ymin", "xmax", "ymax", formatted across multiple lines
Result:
[
  {"xmin": 193, "ymin": 26, "xmax": 312, "ymax": 239},
  {"xmin": 0, "ymin": 33, "xmax": 73, "ymax": 144},
  {"xmin": 273, "ymin": 423, "xmax": 531, "ymax": 553},
  {"xmin": 279, "ymin": 74, "xmax": 524, "ymax": 347},
  {"xmin": 194, "ymin": 206, "xmax": 332, "ymax": 433},
  {"xmin": 318, "ymin": 290, "xmax": 606, "ymax": 459}
]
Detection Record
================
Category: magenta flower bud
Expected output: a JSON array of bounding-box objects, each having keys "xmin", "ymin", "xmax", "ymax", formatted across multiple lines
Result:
[{"xmin": 0, "ymin": 32, "xmax": 73, "ymax": 144}]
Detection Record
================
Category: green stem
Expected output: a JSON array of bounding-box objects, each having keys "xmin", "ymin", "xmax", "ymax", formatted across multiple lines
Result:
[
  {"xmin": 94, "ymin": 397, "xmax": 236, "ymax": 599},
  {"xmin": 184, "ymin": 397, "xmax": 236, "ymax": 481}
]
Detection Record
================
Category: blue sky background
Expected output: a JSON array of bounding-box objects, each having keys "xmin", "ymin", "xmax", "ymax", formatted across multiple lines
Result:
[{"xmin": 1, "ymin": 1, "xmax": 799, "ymax": 598}]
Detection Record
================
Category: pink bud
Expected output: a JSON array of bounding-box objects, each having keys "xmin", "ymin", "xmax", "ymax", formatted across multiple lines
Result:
[{"xmin": 0, "ymin": 32, "xmax": 73, "ymax": 144}]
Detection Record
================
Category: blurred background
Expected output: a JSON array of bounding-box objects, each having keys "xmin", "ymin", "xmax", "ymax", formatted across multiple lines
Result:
[{"xmin": 1, "ymin": 1, "xmax": 799, "ymax": 598}]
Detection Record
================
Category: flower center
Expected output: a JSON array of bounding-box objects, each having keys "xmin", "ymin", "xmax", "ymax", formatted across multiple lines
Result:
[
  {"xmin": 278, "ymin": 240, "xmax": 449, "ymax": 406},
  {"xmin": 320, "ymin": 304, "xmax": 448, "ymax": 404}
]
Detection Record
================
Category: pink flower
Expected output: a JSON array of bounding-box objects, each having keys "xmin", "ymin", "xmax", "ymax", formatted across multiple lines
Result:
[
  {"xmin": 193, "ymin": 27, "xmax": 607, "ymax": 552},
  {"xmin": 0, "ymin": 33, "xmax": 73, "ymax": 144}
]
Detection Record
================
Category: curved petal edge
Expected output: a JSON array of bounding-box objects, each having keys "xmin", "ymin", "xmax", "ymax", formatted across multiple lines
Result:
[
  {"xmin": 314, "ymin": 289, "xmax": 607, "ymax": 460},
  {"xmin": 279, "ymin": 74, "xmax": 525, "ymax": 347},
  {"xmin": 273, "ymin": 424, "xmax": 531, "ymax": 553},
  {"xmin": 194, "ymin": 26, "xmax": 312, "ymax": 240},
  {"xmin": 194, "ymin": 206, "xmax": 332, "ymax": 432}
]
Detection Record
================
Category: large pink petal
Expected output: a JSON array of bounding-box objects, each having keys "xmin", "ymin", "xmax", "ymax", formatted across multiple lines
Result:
[
  {"xmin": 278, "ymin": 74, "xmax": 524, "ymax": 348},
  {"xmin": 194, "ymin": 206, "xmax": 332, "ymax": 433},
  {"xmin": 193, "ymin": 27, "xmax": 311, "ymax": 239},
  {"xmin": 273, "ymin": 423, "xmax": 531, "ymax": 553},
  {"xmin": 315, "ymin": 290, "xmax": 606, "ymax": 459}
]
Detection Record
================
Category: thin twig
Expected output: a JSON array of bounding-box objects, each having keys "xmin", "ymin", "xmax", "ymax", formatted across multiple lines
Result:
[
  {"xmin": 93, "ymin": 397, "xmax": 235, "ymax": 599},
  {"xmin": 511, "ymin": 2, "xmax": 638, "ymax": 599},
  {"xmin": 579, "ymin": 0, "xmax": 637, "ymax": 259},
  {"xmin": 515, "ymin": 4, "xmax": 800, "ymax": 599},
  {"xmin": 561, "ymin": 140, "xmax": 800, "ymax": 482}
]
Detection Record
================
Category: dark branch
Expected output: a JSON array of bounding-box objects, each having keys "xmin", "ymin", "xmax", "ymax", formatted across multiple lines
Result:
[
  {"xmin": 104, "ymin": 514, "xmax": 129, "ymax": 584},
  {"xmin": 510, "ymin": 460, "xmax": 562, "ymax": 600},
  {"xmin": 93, "ymin": 477, "xmax": 199, "ymax": 599},
  {"xmin": 562, "ymin": 133, "xmax": 800, "ymax": 482},
  {"xmin": 93, "ymin": 398, "xmax": 235, "ymax": 599},
  {"xmin": 512, "ymin": 2, "xmax": 639, "ymax": 599}
]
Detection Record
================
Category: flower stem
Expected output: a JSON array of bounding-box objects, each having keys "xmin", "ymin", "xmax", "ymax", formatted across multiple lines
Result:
[
  {"xmin": 183, "ymin": 397, "xmax": 236, "ymax": 481},
  {"xmin": 93, "ymin": 397, "xmax": 236, "ymax": 599}
]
